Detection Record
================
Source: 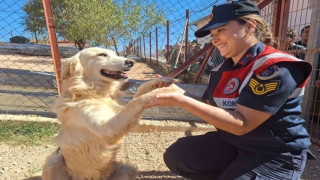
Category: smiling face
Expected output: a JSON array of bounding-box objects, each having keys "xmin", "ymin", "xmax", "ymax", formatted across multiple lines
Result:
[
  {"xmin": 210, "ymin": 20, "xmax": 258, "ymax": 64},
  {"xmin": 78, "ymin": 47, "xmax": 135, "ymax": 82}
]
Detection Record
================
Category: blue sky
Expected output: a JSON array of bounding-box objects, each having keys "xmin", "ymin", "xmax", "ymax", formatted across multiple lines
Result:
[
  {"xmin": 0, "ymin": 0, "xmax": 29, "ymax": 42},
  {"xmin": 0, "ymin": 0, "xmax": 224, "ymax": 49}
]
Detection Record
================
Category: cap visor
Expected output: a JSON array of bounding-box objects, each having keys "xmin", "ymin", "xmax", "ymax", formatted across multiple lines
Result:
[{"xmin": 194, "ymin": 20, "xmax": 231, "ymax": 38}]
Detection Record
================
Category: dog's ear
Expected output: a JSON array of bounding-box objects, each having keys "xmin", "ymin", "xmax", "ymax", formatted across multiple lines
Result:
[{"xmin": 61, "ymin": 54, "xmax": 83, "ymax": 80}]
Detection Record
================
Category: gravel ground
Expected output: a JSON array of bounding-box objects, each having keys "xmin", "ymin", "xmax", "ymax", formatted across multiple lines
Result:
[
  {"xmin": 0, "ymin": 128, "xmax": 319, "ymax": 180},
  {"xmin": 1, "ymin": 53, "xmax": 320, "ymax": 179}
]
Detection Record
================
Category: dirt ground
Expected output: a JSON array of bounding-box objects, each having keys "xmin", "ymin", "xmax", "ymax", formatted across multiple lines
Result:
[
  {"xmin": 1, "ymin": 53, "xmax": 320, "ymax": 179},
  {"xmin": 0, "ymin": 129, "xmax": 319, "ymax": 180}
]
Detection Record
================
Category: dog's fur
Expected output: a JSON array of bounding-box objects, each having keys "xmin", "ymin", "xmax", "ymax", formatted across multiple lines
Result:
[{"xmin": 42, "ymin": 47, "xmax": 178, "ymax": 180}]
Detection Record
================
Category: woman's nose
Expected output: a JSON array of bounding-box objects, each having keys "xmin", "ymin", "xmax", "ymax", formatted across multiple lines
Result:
[{"xmin": 211, "ymin": 36, "xmax": 219, "ymax": 45}]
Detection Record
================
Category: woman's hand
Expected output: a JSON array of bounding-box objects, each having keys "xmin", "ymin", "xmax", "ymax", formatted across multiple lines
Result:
[{"xmin": 143, "ymin": 92, "xmax": 186, "ymax": 109}]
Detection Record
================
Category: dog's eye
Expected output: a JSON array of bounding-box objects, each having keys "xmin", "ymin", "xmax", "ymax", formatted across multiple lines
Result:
[{"xmin": 98, "ymin": 53, "xmax": 108, "ymax": 57}]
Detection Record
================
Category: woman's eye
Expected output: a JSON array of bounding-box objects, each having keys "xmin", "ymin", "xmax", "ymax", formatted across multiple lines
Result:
[{"xmin": 98, "ymin": 53, "xmax": 108, "ymax": 57}]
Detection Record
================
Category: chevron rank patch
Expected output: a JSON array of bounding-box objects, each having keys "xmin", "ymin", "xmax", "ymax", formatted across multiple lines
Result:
[
  {"xmin": 257, "ymin": 65, "xmax": 279, "ymax": 80},
  {"xmin": 249, "ymin": 78, "xmax": 279, "ymax": 95}
]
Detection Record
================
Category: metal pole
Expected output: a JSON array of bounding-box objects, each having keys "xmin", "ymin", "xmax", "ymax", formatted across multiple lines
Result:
[
  {"xmin": 167, "ymin": 20, "xmax": 170, "ymax": 63},
  {"xmin": 279, "ymin": 0, "xmax": 291, "ymax": 50},
  {"xmin": 302, "ymin": 0, "xmax": 320, "ymax": 146},
  {"xmin": 42, "ymin": 0, "xmax": 62, "ymax": 96},
  {"xmin": 149, "ymin": 32, "xmax": 151, "ymax": 63},
  {"xmin": 257, "ymin": 0, "xmax": 273, "ymax": 9},
  {"xmin": 143, "ymin": 36, "xmax": 146, "ymax": 60},
  {"xmin": 185, "ymin": 9, "xmax": 189, "ymax": 62},
  {"xmin": 194, "ymin": 46, "xmax": 215, "ymax": 83},
  {"xmin": 156, "ymin": 27, "xmax": 158, "ymax": 66},
  {"xmin": 169, "ymin": 43, "xmax": 213, "ymax": 78},
  {"xmin": 271, "ymin": 0, "xmax": 291, "ymax": 50},
  {"xmin": 140, "ymin": 37, "xmax": 142, "ymax": 57}
]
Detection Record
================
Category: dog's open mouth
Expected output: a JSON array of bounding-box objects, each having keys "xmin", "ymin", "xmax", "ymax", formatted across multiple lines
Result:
[{"xmin": 101, "ymin": 69, "xmax": 128, "ymax": 79}]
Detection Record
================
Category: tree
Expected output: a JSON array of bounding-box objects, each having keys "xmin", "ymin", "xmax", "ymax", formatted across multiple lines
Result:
[
  {"xmin": 21, "ymin": 0, "xmax": 47, "ymax": 44},
  {"xmin": 107, "ymin": 0, "xmax": 166, "ymax": 55},
  {"xmin": 22, "ymin": 0, "xmax": 166, "ymax": 52},
  {"xmin": 50, "ymin": 0, "xmax": 115, "ymax": 50}
]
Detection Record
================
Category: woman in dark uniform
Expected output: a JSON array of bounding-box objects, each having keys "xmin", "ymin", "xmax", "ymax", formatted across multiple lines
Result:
[{"xmin": 144, "ymin": 0, "xmax": 314, "ymax": 179}]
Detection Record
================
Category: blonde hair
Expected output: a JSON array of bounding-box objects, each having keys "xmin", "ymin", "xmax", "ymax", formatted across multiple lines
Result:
[
  {"xmin": 287, "ymin": 28, "xmax": 296, "ymax": 38},
  {"xmin": 236, "ymin": 14, "xmax": 277, "ymax": 47}
]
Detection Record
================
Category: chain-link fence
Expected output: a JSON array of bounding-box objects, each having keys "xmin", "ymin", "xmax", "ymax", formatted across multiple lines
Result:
[{"xmin": 1, "ymin": 0, "xmax": 320, "ymax": 143}]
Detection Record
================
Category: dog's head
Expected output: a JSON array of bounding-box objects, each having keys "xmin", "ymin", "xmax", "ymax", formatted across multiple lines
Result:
[
  {"xmin": 62, "ymin": 47, "xmax": 135, "ymax": 81},
  {"xmin": 61, "ymin": 47, "xmax": 135, "ymax": 99}
]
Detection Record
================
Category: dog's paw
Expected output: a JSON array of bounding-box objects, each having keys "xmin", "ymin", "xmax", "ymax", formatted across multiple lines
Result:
[
  {"xmin": 135, "ymin": 77, "xmax": 174, "ymax": 97},
  {"xmin": 153, "ymin": 76, "xmax": 174, "ymax": 85},
  {"xmin": 109, "ymin": 162, "xmax": 137, "ymax": 180}
]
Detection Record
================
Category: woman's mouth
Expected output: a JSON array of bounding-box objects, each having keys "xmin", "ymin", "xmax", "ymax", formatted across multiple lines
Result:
[{"xmin": 218, "ymin": 43, "xmax": 226, "ymax": 49}]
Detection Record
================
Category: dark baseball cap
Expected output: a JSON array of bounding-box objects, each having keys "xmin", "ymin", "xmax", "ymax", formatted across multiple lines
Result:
[{"xmin": 195, "ymin": 0, "xmax": 260, "ymax": 38}]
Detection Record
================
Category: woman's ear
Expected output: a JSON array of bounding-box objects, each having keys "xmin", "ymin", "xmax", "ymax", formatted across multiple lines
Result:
[
  {"xmin": 61, "ymin": 54, "xmax": 83, "ymax": 80},
  {"xmin": 247, "ymin": 19, "xmax": 257, "ymax": 33}
]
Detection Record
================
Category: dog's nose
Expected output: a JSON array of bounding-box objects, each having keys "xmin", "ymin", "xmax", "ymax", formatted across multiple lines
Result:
[{"xmin": 125, "ymin": 59, "xmax": 135, "ymax": 67}]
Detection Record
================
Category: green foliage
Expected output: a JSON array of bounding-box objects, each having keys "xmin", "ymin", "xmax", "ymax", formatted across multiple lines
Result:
[
  {"xmin": 21, "ymin": 0, "xmax": 166, "ymax": 52},
  {"xmin": 112, "ymin": 0, "xmax": 166, "ymax": 53},
  {"xmin": 0, "ymin": 121, "xmax": 60, "ymax": 146},
  {"xmin": 21, "ymin": 0, "xmax": 47, "ymax": 43}
]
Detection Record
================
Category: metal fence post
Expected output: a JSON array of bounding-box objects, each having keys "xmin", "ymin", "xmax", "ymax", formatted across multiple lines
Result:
[
  {"xmin": 302, "ymin": 0, "xmax": 320, "ymax": 145},
  {"xmin": 156, "ymin": 27, "xmax": 158, "ymax": 66},
  {"xmin": 167, "ymin": 20, "xmax": 170, "ymax": 63},
  {"xmin": 140, "ymin": 37, "xmax": 142, "ymax": 57},
  {"xmin": 149, "ymin": 32, "xmax": 151, "ymax": 62},
  {"xmin": 42, "ymin": 0, "xmax": 62, "ymax": 96},
  {"xmin": 143, "ymin": 36, "xmax": 146, "ymax": 60},
  {"xmin": 185, "ymin": 9, "xmax": 189, "ymax": 62}
]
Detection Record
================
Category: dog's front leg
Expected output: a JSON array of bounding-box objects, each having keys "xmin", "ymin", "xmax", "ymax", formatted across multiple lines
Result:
[
  {"xmin": 96, "ymin": 87, "xmax": 178, "ymax": 139},
  {"xmin": 134, "ymin": 77, "xmax": 174, "ymax": 98}
]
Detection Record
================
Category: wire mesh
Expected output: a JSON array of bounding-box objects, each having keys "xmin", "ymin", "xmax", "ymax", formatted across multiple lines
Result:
[{"xmin": 0, "ymin": 0, "xmax": 320, "ymax": 143}]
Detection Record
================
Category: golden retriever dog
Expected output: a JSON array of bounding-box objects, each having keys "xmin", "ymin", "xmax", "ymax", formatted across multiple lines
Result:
[{"xmin": 42, "ymin": 47, "xmax": 178, "ymax": 180}]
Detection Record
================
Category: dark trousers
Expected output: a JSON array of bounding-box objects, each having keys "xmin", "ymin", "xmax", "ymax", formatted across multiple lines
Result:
[{"xmin": 163, "ymin": 132, "xmax": 307, "ymax": 180}]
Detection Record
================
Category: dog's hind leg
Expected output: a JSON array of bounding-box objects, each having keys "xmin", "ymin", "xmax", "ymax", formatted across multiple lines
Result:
[
  {"xmin": 42, "ymin": 150, "xmax": 72, "ymax": 180},
  {"xmin": 108, "ymin": 162, "xmax": 137, "ymax": 180}
]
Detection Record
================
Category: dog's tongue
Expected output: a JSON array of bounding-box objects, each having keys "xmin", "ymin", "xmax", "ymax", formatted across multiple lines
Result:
[
  {"xmin": 121, "ymin": 72, "xmax": 128, "ymax": 78},
  {"xmin": 103, "ymin": 70, "xmax": 128, "ymax": 78}
]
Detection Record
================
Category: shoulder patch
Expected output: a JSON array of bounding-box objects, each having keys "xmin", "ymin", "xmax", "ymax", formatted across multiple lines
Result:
[
  {"xmin": 249, "ymin": 78, "xmax": 279, "ymax": 95},
  {"xmin": 256, "ymin": 65, "xmax": 279, "ymax": 80}
]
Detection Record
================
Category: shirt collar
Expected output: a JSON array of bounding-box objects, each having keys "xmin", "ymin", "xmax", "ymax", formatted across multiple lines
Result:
[{"xmin": 225, "ymin": 42, "xmax": 265, "ymax": 68}]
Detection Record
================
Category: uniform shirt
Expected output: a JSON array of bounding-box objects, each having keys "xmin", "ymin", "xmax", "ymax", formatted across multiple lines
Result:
[{"xmin": 202, "ymin": 42, "xmax": 312, "ymax": 154}]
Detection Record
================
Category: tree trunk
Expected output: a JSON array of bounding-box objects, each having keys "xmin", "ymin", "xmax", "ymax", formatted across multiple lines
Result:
[
  {"xmin": 104, "ymin": 39, "xmax": 108, "ymax": 49},
  {"xmin": 34, "ymin": 32, "xmax": 38, "ymax": 44},
  {"xmin": 111, "ymin": 36, "xmax": 119, "ymax": 56},
  {"xmin": 75, "ymin": 39, "xmax": 85, "ymax": 50}
]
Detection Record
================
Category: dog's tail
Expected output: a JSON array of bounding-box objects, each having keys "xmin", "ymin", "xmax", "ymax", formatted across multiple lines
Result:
[{"xmin": 109, "ymin": 162, "xmax": 137, "ymax": 180}]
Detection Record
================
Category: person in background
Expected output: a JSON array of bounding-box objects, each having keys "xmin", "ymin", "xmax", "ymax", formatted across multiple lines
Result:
[
  {"xmin": 296, "ymin": 25, "xmax": 310, "ymax": 48},
  {"xmin": 144, "ymin": 1, "xmax": 315, "ymax": 179},
  {"xmin": 286, "ymin": 28, "xmax": 306, "ymax": 59}
]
